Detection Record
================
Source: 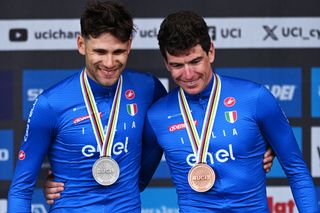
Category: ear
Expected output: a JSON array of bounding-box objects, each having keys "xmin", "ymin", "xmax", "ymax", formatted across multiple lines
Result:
[
  {"xmin": 77, "ymin": 34, "xmax": 86, "ymax": 56},
  {"xmin": 208, "ymin": 42, "xmax": 215, "ymax": 64}
]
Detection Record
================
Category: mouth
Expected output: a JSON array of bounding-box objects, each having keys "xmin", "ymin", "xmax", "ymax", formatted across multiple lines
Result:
[
  {"xmin": 99, "ymin": 67, "xmax": 120, "ymax": 78},
  {"xmin": 181, "ymin": 78, "xmax": 199, "ymax": 88}
]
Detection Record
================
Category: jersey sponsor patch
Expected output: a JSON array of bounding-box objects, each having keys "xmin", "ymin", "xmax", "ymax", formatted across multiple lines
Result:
[
  {"xmin": 225, "ymin": 111, "xmax": 237, "ymax": 123},
  {"xmin": 169, "ymin": 120, "xmax": 198, "ymax": 132},
  {"xmin": 224, "ymin": 97, "xmax": 236, "ymax": 107},
  {"xmin": 73, "ymin": 112, "xmax": 102, "ymax": 124},
  {"xmin": 125, "ymin": 89, "xmax": 135, "ymax": 100},
  {"xmin": 18, "ymin": 150, "xmax": 25, "ymax": 160},
  {"xmin": 126, "ymin": 103, "xmax": 138, "ymax": 116}
]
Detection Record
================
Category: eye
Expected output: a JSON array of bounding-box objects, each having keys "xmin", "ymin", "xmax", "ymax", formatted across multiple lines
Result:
[
  {"xmin": 113, "ymin": 49, "xmax": 126, "ymax": 55},
  {"xmin": 190, "ymin": 58, "xmax": 201, "ymax": 65},
  {"xmin": 170, "ymin": 64, "xmax": 184, "ymax": 69},
  {"xmin": 94, "ymin": 49, "xmax": 107, "ymax": 55}
]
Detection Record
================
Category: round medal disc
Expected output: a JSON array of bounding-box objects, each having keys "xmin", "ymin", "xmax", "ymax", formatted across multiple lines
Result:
[
  {"xmin": 92, "ymin": 157, "xmax": 120, "ymax": 186},
  {"xmin": 188, "ymin": 163, "xmax": 215, "ymax": 192}
]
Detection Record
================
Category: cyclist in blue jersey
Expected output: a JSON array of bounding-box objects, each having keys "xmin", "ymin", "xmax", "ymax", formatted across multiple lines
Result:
[
  {"xmin": 8, "ymin": 1, "xmax": 167, "ymax": 212},
  {"xmin": 144, "ymin": 11, "xmax": 318, "ymax": 212},
  {"xmin": 41, "ymin": 2, "xmax": 274, "ymax": 211}
]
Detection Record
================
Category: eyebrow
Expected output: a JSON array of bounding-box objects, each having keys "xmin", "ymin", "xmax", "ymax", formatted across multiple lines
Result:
[
  {"xmin": 92, "ymin": 48, "xmax": 127, "ymax": 53},
  {"xmin": 168, "ymin": 56, "xmax": 203, "ymax": 66}
]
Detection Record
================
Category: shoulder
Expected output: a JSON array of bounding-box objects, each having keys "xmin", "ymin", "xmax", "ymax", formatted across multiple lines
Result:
[
  {"xmin": 148, "ymin": 88, "xmax": 178, "ymax": 115},
  {"xmin": 36, "ymin": 72, "xmax": 81, "ymax": 109},
  {"xmin": 40, "ymin": 72, "xmax": 80, "ymax": 98},
  {"xmin": 123, "ymin": 69, "xmax": 167, "ymax": 102}
]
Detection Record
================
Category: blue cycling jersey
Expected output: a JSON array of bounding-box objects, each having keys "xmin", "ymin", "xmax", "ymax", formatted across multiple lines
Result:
[
  {"xmin": 144, "ymin": 74, "xmax": 318, "ymax": 212},
  {"xmin": 8, "ymin": 70, "xmax": 166, "ymax": 213}
]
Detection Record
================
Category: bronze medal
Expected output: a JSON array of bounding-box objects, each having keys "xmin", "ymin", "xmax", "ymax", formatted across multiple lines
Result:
[
  {"xmin": 92, "ymin": 157, "xmax": 120, "ymax": 186},
  {"xmin": 188, "ymin": 163, "xmax": 215, "ymax": 192}
]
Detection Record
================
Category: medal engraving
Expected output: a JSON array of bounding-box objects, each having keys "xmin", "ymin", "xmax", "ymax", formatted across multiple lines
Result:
[
  {"xmin": 92, "ymin": 157, "xmax": 120, "ymax": 186},
  {"xmin": 188, "ymin": 163, "xmax": 215, "ymax": 192}
]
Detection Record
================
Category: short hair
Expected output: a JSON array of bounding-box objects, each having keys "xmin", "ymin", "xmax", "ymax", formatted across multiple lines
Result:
[
  {"xmin": 80, "ymin": 0, "xmax": 134, "ymax": 42},
  {"xmin": 157, "ymin": 11, "xmax": 211, "ymax": 60}
]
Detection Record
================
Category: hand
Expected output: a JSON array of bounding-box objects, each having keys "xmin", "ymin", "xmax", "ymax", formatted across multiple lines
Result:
[
  {"xmin": 263, "ymin": 147, "xmax": 274, "ymax": 173},
  {"xmin": 43, "ymin": 170, "xmax": 64, "ymax": 204}
]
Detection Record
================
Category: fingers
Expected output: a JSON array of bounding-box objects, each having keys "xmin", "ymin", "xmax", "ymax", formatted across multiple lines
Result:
[
  {"xmin": 47, "ymin": 200, "xmax": 54, "ymax": 205},
  {"xmin": 44, "ymin": 184, "xmax": 64, "ymax": 195},
  {"xmin": 264, "ymin": 147, "xmax": 274, "ymax": 158},
  {"xmin": 263, "ymin": 155, "xmax": 273, "ymax": 164},
  {"xmin": 43, "ymin": 171, "xmax": 64, "ymax": 205},
  {"xmin": 263, "ymin": 162, "xmax": 272, "ymax": 173},
  {"xmin": 45, "ymin": 190, "xmax": 62, "ymax": 201},
  {"xmin": 263, "ymin": 147, "xmax": 275, "ymax": 173},
  {"xmin": 44, "ymin": 179, "xmax": 64, "ymax": 188},
  {"xmin": 264, "ymin": 147, "xmax": 275, "ymax": 164},
  {"xmin": 44, "ymin": 183, "xmax": 64, "ymax": 204}
]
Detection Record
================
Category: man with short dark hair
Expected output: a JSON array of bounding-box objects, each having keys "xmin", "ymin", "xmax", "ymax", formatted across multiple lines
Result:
[
  {"xmin": 8, "ymin": 1, "xmax": 166, "ymax": 212},
  {"xmin": 143, "ymin": 10, "xmax": 318, "ymax": 212}
]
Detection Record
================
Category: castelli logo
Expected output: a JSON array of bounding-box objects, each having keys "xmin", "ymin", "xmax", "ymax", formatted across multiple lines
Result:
[
  {"xmin": 73, "ymin": 112, "xmax": 102, "ymax": 124},
  {"xmin": 18, "ymin": 150, "xmax": 25, "ymax": 160},
  {"xmin": 224, "ymin": 97, "xmax": 236, "ymax": 107},
  {"xmin": 125, "ymin": 89, "xmax": 135, "ymax": 100},
  {"xmin": 169, "ymin": 120, "xmax": 198, "ymax": 132}
]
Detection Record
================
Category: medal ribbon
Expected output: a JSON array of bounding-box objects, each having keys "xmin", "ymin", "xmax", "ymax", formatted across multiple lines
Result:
[
  {"xmin": 80, "ymin": 69, "xmax": 123, "ymax": 157},
  {"xmin": 178, "ymin": 73, "xmax": 221, "ymax": 163}
]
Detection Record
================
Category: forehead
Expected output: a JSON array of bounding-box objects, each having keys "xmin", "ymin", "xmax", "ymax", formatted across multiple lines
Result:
[
  {"xmin": 85, "ymin": 32, "xmax": 129, "ymax": 49},
  {"xmin": 166, "ymin": 44, "xmax": 205, "ymax": 63}
]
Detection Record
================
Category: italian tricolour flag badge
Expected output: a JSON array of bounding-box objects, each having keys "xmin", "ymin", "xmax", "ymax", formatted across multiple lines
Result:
[
  {"xmin": 225, "ymin": 110, "xmax": 237, "ymax": 123},
  {"xmin": 126, "ymin": 103, "xmax": 138, "ymax": 116}
]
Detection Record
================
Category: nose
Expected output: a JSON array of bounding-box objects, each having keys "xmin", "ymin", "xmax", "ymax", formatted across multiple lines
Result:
[
  {"xmin": 103, "ymin": 54, "xmax": 115, "ymax": 68},
  {"xmin": 183, "ymin": 64, "xmax": 193, "ymax": 80}
]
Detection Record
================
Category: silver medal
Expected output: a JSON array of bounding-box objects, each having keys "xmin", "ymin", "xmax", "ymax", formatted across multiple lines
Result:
[{"xmin": 92, "ymin": 157, "xmax": 120, "ymax": 186}]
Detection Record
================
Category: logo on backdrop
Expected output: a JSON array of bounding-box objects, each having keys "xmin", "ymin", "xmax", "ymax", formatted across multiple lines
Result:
[
  {"xmin": 216, "ymin": 67, "xmax": 302, "ymax": 117},
  {"xmin": 22, "ymin": 69, "xmax": 80, "ymax": 119},
  {"xmin": 311, "ymin": 68, "xmax": 320, "ymax": 118},
  {"xmin": 208, "ymin": 26, "xmax": 217, "ymax": 40},
  {"xmin": 267, "ymin": 186, "xmax": 298, "ymax": 213},
  {"xmin": 2, "ymin": 18, "xmax": 320, "ymax": 50},
  {"xmin": 9, "ymin": 28, "xmax": 28, "ymax": 42},
  {"xmin": 208, "ymin": 26, "xmax": 242, "ymax": 41},
  {"xmin": 263, "ymin": 25, "xmax": 279, "ymax": 41},
  {"xmin": 262, "ymin": 25, "xmax": 320, "ymax": 41}
]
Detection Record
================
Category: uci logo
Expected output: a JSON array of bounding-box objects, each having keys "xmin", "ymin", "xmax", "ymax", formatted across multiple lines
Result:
[{"xmin": 82, "ymin": 137, "xmax": 129, "ymax": 157}]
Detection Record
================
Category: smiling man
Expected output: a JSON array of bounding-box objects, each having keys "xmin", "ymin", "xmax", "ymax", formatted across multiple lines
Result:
[
  {"xmin": 8, "ymin": 1, "xmax": 166, "ymax": 212},
  {"xmin": 143, "ymin": 10, "xmax": 319, "ymax": 212}
]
